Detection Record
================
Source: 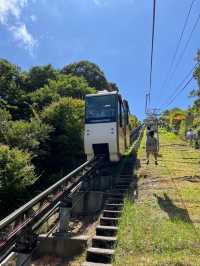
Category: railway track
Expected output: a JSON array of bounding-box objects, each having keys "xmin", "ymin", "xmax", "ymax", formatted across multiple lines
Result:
[
  {"xmin": 0, "ymin": 156, "xmax": 104, "ymax": 263},
  {"xmin": 0, "ymin": 126, "xmax": 143, "ymax": 265}
]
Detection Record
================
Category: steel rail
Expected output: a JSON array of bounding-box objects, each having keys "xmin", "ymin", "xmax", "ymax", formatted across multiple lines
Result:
[
  {"xmin": 0, "ymin": 159, "xmax": 93, "ymax": 230},
  {"xmin": 0, "ymin": 157, "xmax": 104, "ymax": 262}
]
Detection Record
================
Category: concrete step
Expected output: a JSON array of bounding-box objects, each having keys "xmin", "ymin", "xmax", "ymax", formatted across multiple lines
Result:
[
  {"xmin": 103, "ymin": 210, "xmax": 121, "ymax": 218},
  {"xmin": 107, "ymin": 192, "xmax": 124, "ymax": 198},
  {"xmin": 104, "ymin": 203, "xmax": 123, "ymax": 211},
  {"xmin": 106, "ymin": 198, "xmax": 123, "ymax": 204},
  {"xmin": 86, "ymin": 247, "xmax": 114, "ymax": 264},
  {"xmin": 83, "ymin": 263, "xmax": 112, "ymax": 266},
  {"xmin": 92, "ymin": 236, "xmax": 116, "ymax": 249},
  {"xmin": 116, "ymin": 180, "xmax": 131, "ymax": 185},
  {"xmin": 100, "ymin": 217, "xmax": 119, "ymax": 226},
  {"xmin": 96, "ymin": 225, "xmax": 118, "ymax": 237},
  {"xmin": 110, "ymin": 189, "xmax": 128, "ymax": 194},
  {"xmin": 121, "ymin": 173, "xmax": 133, "ymax": 176},
  {"xmin": 115, "ymin": 185, "xmax": 129, "ymax": 190}
]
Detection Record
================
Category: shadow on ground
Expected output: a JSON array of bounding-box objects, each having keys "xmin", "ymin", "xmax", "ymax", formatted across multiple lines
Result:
[{"xmin": 154, "ymin": 193, "xmax": 193, "ymax": 224}]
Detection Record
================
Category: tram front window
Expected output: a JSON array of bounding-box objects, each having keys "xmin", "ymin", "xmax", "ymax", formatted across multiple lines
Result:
[{"xmin": 85, "ymin": 95, "xmax": 117, "ymax": 123}]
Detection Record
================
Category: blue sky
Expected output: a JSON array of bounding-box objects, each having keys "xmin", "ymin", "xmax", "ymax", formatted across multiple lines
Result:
[{"xmin": 0, "ymin": 0, "xmax": 199, "ymax": 119}]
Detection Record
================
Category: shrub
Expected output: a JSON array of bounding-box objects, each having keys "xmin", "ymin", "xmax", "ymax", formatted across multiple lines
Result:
[
  {"xmin": 0, "ymin": 145, "xmax": 37, "ymax": 193},
  {"xmin": 41, "ymin": 97, "xmax": 85, "ymax": 175}
]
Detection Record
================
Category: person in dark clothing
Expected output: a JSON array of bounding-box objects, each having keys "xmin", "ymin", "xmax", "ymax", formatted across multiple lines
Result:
[{"xmin": 146, "ymin": 130, "xmax": 158, "ymax": 165}]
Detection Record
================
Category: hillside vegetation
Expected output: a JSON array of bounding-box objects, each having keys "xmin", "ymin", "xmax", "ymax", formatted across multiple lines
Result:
[
  {"xmin": 160, "ymin": 50, "xmax": 200, "ymax": 145},
  {"xmin": 0, "ymin": 59, "xmax": 139, "ymax": 218}
]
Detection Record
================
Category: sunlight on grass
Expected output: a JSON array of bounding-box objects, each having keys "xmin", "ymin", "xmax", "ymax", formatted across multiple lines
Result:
[
  {"xmin": 113, "ymin": 197, "xmax": 200, "ymax": 266},
  {"xmin": 113, "ymin": 129, "xmax": 200, "ymax": 266}
]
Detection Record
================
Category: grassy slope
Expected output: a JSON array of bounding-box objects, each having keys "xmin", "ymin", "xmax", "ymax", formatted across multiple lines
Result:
[{"xmin": 113, "ymin": 129, "xmax": 200, "ymax": 266}]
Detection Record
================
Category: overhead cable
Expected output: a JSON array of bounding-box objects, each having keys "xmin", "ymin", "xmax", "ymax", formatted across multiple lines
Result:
[
  {"xmin": 159, "ymin": 63, "xmax": 198, "ymax": 109},
  {"xmin": 148, "ymin": 0, "xmax": 157, "ymax": 109},
  {"xmin": 160, "ymin": 0, "xmax": 197, "ymax": 92},
  {"xmin": 162, "ymin": 75, "xmax": 194, "ymax": 109}
]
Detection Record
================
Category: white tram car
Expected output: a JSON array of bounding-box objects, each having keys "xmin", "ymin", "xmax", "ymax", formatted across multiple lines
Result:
[{"xmin": 84, "ymin": 91, "xmax": 130, "ymax": 162}]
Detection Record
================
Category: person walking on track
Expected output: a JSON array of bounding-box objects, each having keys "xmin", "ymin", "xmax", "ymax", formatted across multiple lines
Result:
[
  {"xmin": 186, "ymin": 128, "xmax": 194, "ymax": 146},
  {"xmin": 146, "ymin": 130, "xmax": 158, "ymax": 165}
]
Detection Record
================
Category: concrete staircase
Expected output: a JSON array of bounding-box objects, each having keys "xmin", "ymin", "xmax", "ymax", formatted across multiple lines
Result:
[{"xmin": 82, "ymin": 172, "xmax": 134, "ymax": 266}]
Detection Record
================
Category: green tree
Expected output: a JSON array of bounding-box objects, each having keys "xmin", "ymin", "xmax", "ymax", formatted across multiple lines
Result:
[
  {"xmin": 0, "ymin": 59, "xmax": 23, "ymax": 112},
  {"xmin": 0, "ymin": 115, "xmax": 53, "ymax": 157},
  {"xmin": 41, "ymin": 97, "xmax": 85, "ymax": 177},
  {"xmin": 107, "ymin": 82, "xmax": 119, "ymax": 92},
  {"xmin": 61, "ymin": 60, "xmax": 108, "ymax": 91},
  {"xmin": 0, "ymin": 145, "xmax": 37, "ymax": 193},
  {"xmin": 27, "ymin": 64, "xmax": 58, "ymax": 92},
  {"xmin": 129, "ymin": 115, "xmax": 139, "ymax": 129},
  {"xmin": 28, "ymin": 74, "xmax": 95, "ymax": 110}
]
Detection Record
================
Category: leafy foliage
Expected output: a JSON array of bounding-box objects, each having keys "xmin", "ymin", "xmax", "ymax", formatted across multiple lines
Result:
[
  {"xmin": 129, "ymin": 115, "xmax": 139, "ymax": 130},
  {"xmin": 0, "ymin": 145, "xmax": 37, "ymax": 193},
  {"xmin": 26, "ymin": 64, "xmax": 59, "ymax": 92},
  {"xmin": 0, "ymin": 59, "xmax": 24, "ymax": 115},
  {"xmin": 41, "ymin": 97, "xmax": 85, "ymax": 176},
  {"xmin": 28, "ymin": 74, "xmax": 95, "ymax": 110},
  {"xmin": 61, "ymin": 60, "xmax": 108, "ymax": 91},
  {"xmin": 0, "ymin": 117, "xmax": 52, "ymax": 156}
]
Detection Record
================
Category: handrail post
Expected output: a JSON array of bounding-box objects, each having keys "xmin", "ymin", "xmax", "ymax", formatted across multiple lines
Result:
[{"xmin": 55, "ymin": 197, "xmax": 72, "ymax": 237}]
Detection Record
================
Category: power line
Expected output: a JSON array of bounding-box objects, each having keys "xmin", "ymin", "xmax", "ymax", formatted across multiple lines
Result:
[
  {"xmin": 159, "ymin": 63, "xmax": 198, "ymax": 109},
  {"xmin": 162, "ymin": 75, "xmax": 194, "ymax": 110},
  {"xmin": 172, "ymin": 13, "xmax": 200, "ymax": 76},
  {"xmin": 148, "ymin": 0, "xmax": 157, "ymax": 109},
  {"xmin": 160, "ymin": 0, "xmax": 196, "ymax": 92}
]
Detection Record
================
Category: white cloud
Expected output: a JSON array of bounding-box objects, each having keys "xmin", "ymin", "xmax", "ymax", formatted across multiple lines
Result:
[
  {"xmin": 0, "ymin": 0, "xmax": 27, "ymax": 23},
  {"xmin": 10, "ymin": 23, "xmax": 37, "ymax": 52},
  {"xmin": 0, "ymin": 0, "xmax": 37, "ymax": 54}
]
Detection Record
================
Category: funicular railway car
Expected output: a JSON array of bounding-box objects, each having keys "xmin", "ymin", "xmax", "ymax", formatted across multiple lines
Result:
[{"xmin": 84, "ymin": 91, "xmax": 130, "ymax": 162}]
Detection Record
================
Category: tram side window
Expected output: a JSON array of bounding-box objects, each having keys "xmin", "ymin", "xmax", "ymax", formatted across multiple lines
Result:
[
  {"xmin": 125, "ymin": 109, "xmax": 129, "ymax": 125},
  {"xmin": 122, "ymin": 104, "xmax": 125, "ymax": 128},
  {"xmin": 118, "ymin": 100, "xmax": 123, "ymax": 127}
]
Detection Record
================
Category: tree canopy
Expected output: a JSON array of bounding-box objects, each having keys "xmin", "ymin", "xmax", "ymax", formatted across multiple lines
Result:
[{"xmin": 61, "ymin": 60, "xmax": 108, "ymax": 91}]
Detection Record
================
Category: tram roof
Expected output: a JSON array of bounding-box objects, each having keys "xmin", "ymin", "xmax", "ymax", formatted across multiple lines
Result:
[{"xmin": 86, "ymin": 90, "xmax": 119, "ymax": 97}]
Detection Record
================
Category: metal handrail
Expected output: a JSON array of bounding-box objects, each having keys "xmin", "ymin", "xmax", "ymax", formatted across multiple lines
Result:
[{"xmin": 0, "ymin": 159, "xmax": 93, "ymax": 230}]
